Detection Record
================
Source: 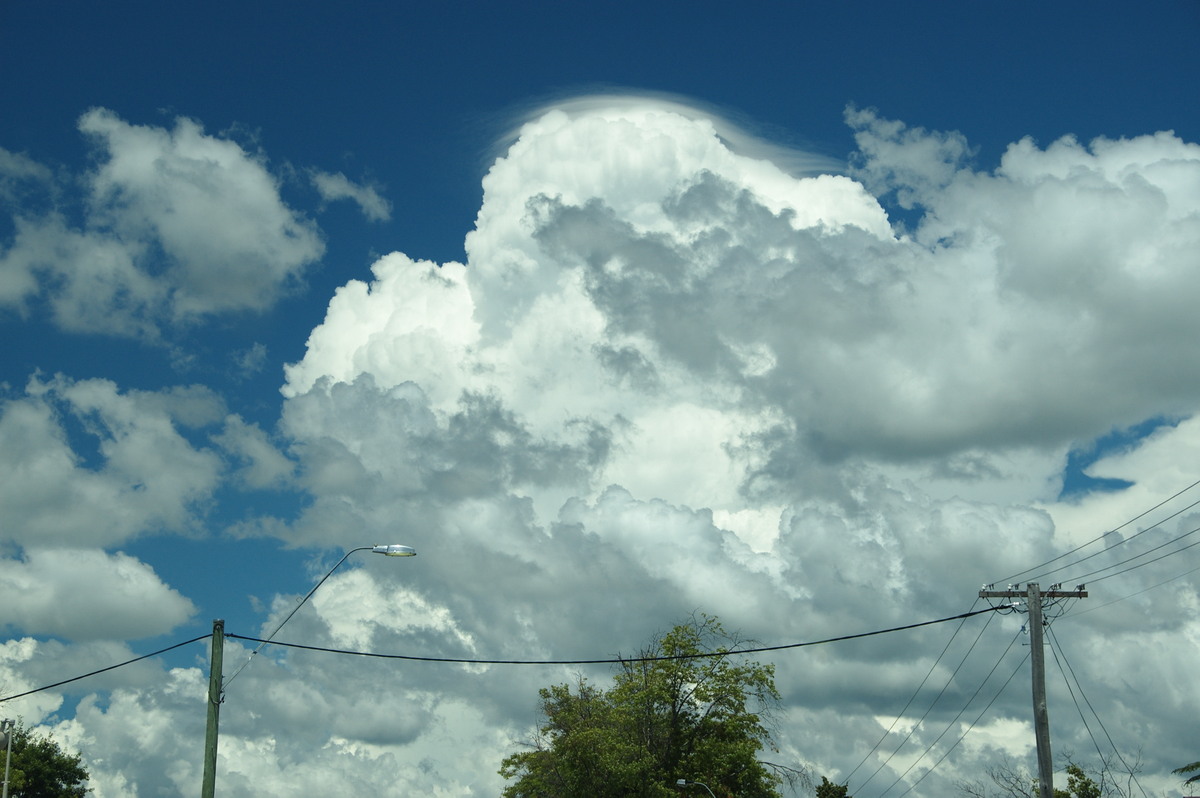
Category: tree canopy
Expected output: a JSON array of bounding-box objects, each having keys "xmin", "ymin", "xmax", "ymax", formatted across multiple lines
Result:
[
  {"xmin": 815, "ymin": 776, "xmax": 851, "ymax": 797},
  {"xmin": 0, "ymin": 720, "xmax": 90, "ymax": 798},
  {"xmin": 499, "ymin": 615, "xmax": 801, "ymax": 798}
]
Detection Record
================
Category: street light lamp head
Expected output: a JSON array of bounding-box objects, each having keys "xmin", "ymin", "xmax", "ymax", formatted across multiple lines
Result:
[
  {"xmin": 677, "ymin": 778, "xmax": 716, "ymax": 797},
  {"xmin": 372, "ymin": 544, "xmax": 417, "ymax": 557}
]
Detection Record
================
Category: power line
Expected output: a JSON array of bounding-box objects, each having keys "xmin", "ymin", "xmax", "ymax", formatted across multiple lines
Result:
[
  {"xmin": 1062, "ymin": 524, "xmax": 1200, "ymax": 586},
  {"xmin": 1047, "ymin": 625, "xmax": 1148, "ymax": 798},
  {"xmin": 0, "ymin": 634, "xmax": 212, "ymax": 704},
  {"xmin": 1064, "ymin": 562, "xmax": 1200, "ymax": 619},
  {"xmin": 1025, "ymin": 495, "xmax": 1200, "ymax": 586},
  {"xmin": 0, "ymin": 608, "xmax": 1005, "ymax": 706},
  {"xmin": 999, "ymin": 477, "xmax": 1200, "ymax": 585},
  {"xmin": 850, "ymin": 603, "xmax": 994, "ymax": 794},
  {"xmin": 895, "ymin": 647, "xmax": 1031, "ymax": 798},
  {"xmin": 874, "ymin": 626, "xmax": 1027, "ymax": 798},
  {"xmin": 224, "ymin": 606, "xmax": 1003, "ymax": 666},
  {"xmin": 843, "ymin": 600, "xmax": 980, "ymax": 786}
]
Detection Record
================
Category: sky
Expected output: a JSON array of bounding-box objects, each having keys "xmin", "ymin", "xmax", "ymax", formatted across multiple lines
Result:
[{"xmin": 2, "ymin": 2, "xmax": 1200, "ymax": 796}]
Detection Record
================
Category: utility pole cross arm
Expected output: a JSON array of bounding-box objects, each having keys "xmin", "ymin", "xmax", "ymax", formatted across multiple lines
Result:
[{"xmin": 978, "ymin": 589, "xmax": 1087, "ymax": 599}]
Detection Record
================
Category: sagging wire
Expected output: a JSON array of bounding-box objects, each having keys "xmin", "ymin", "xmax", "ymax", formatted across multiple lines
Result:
[
  {"xmin": 874, "ymin": 624, "xmax": 1027, "ymax": 798},
  {"xmin": 1047, "ymin": 625, "xmax": 1149, "ymax": 798},
  {"xmin": 849, "ymin": 602, "xmax": 993, "ymax": 794},
  {"xmin": 998, "ymin": 478, "xmax": 1200, "ymax": 586}
]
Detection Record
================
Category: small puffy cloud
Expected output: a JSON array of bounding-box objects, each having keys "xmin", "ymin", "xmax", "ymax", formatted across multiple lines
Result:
[
  {"xmin": 0, "ymin": 109, "xmax": 324, "ymax": 339},
  {"xmin": 0, "ymin": 548, "xmax": 194, "ymax": 640},
  {"xmin": 281, "ymin": 254, "xmax": 479, "ymax": 408},
  {"xmin": 0, "ymin": 213, "xmax": 164, "ymax": 336},
  {"xmin": 309, "ymin": 169, "xmax": 392, "ymax": 222},
  {"xmin": 233, "ymin": 341, "xmax": 268, "ymax": 378},
  {"xmin": 79, "ymin": 108, "xmax": 324, "ymax": 318}
]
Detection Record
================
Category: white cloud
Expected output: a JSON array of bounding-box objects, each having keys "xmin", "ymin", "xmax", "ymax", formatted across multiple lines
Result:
[
  {"xmin": 0, "ymin": 375, "xmax": 225, "ymax": 548},
  {"xmin": 0, "ymin": 548, "xmax": 194, "ymax": 640},
  {"xmin": 281, "ymin": 254, "xmax": 479, "ymax": 409},
  {"xmin": 265, "ymin": 99, "xmax": 1200, "ymax": 797},
  {"xmin": 14, "ymin": 99, "xmax": 1200, "ymax": 797},
  {"xmin": 0, "ymin": 109, "xmax": 324, "ymax": 338},
  {"xmin": 212, "ymin": 415, "xmax": 295, "ymax": 490},
  {"xmin": 0, "ymin": 145, "xmax": 57, "ymax": 211},
  {"xmin": 233, "ymin": 342, "xmax": 268, "ymax": 378},
  {"xmin": 0, "ymin": 213, "xmax": 164, "ymax": 336},
  {"xmin": 79, "ymin": 109, "xmax": 324, "ymax": 318},
  {"xmin": 310, "ymin": 169, "xmax": 392, "ymax": 222}
]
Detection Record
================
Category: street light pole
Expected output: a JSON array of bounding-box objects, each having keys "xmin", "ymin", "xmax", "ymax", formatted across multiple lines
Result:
[
  {"xmin": 2, "ymin": 718, "xmax": 15, "ymax": 798},
  {"xmin": 201, "ymin": 544, "xmax": 416, "ymax": 798}
]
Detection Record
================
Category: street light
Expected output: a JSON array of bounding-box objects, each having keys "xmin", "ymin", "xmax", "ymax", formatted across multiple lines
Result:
[
  {"xmin": 228, "ymin": 543, "xmax": 417, "ymax": 683},
  {"xmin": 677, "ymin": 778, "xmax": 717, "ymax": 798},
  {"xmin": 201, "ymin": 544, "xmax": 417, "ymax": 798}
]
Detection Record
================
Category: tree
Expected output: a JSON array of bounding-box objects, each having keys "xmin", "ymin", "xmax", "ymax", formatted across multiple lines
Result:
[
  {"xmin": 957, "ymin": 757, "xmax": 1129, "ymax": 798},
  {"xmin": 499, "ymin": 615, "xmax": 804, "ymax": 798},
  {"xmin": 815, "ymin": 776, "xmax": 851, "ymax": 797},
  {"xmin": 0, "ymin": 720, "xmax": 90, "ymax": 797},
  {"xmin": 1174, "ymin": 760, "xmax": 1200, "ymax": 787}
]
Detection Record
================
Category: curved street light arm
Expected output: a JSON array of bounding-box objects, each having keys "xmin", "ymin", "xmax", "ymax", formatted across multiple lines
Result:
[{"xmin": 223, "ymin": 545, "xmax": 415, "ymax": 688}]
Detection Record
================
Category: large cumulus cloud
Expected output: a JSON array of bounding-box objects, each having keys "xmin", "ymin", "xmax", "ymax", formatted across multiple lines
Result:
[
  {"xmin": 260, "ymin": 99, "xmax": 1200, "ymax": 796},
  {"xmin": 10, "ymin": 98, "xmax": 1200, "ymax": 797}
]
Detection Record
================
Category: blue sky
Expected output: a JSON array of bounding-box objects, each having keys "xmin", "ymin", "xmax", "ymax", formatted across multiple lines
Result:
[{"xmin": 3, "ymin": 3, "xmax": 1200, "ymax": 796}]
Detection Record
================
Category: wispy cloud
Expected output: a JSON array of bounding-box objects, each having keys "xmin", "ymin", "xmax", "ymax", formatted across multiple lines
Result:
[{"xmin": 309, "ymin": 169, "xmax": 392, "ymax": 222}]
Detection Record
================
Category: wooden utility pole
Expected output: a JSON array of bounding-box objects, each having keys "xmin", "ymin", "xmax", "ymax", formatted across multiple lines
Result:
[
  {"xmin": 978, "ymin": 583, "xmax": 1086, "ymax": 798},
  {"xmin": 202, "ymin": 619, "xmax": 224, "ymax": 798}
]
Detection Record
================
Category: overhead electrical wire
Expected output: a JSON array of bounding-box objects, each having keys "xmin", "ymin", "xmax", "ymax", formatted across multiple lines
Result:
[
  {"xmin": 1047, "ymin": 625, "xmax": 1148, "ymax": 798},
  {"xmin": 895, "ymin": 647, "xmax": 1031, "ymax": 798},
  {"xmin": 849, "ymin": 601, "xmax": 994, "ymax": 794},
  {"xmin": 875, "ymin": 625, "xmax": 1027, "ymax": 798},
  {"xmin": 1065, "ymin": 562, "xmax": 1200, "ymax": 619},
  {"xmin": 0, "ymin": 607, "xmax": 1004, "ymax": 706},
  {"xmin": 0, "ymin": 634, "xmax": 211, "ymax": 704},
  {"xmin": 1047, "ymin": 630, "xmax": 1127, "ymax": 795},
  {"xmin": 224, "ymin": 606, "xmax": 1002, "ymax": 666},
  {"xmin": 998, "ymin": 477, "xmax": 1200, "ymax": 585},
  {"xmin": 1057, "ymin": 523, "xmax": 1200, "ymax": 589},
  {"xmin": 1030, "ymin": 503, "xmax": 1200, "ymax": 587},
  {"xmin": 843, "ymin": 599, "xmax": 981, "ymax": 785}
]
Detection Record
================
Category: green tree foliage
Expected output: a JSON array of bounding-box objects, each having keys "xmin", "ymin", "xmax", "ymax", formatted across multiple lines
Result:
[
  {"xmin": 0, "ymin": 720, "xmax": 89, "ymax": 797},
  {"xmin": 815, "ymin": 776, "xmax": 851, "ymax": 797},
  {"xmin": 500, "ymin": 615, "xmax": 802, "ymax": 798},
  {"xmin": 1057, "ymin": 764, "xmax": 1102, "ymax": 798},
  {"xmin": 1174, "ymin": 760, "xmax": 1200, "ymax": 786}
]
